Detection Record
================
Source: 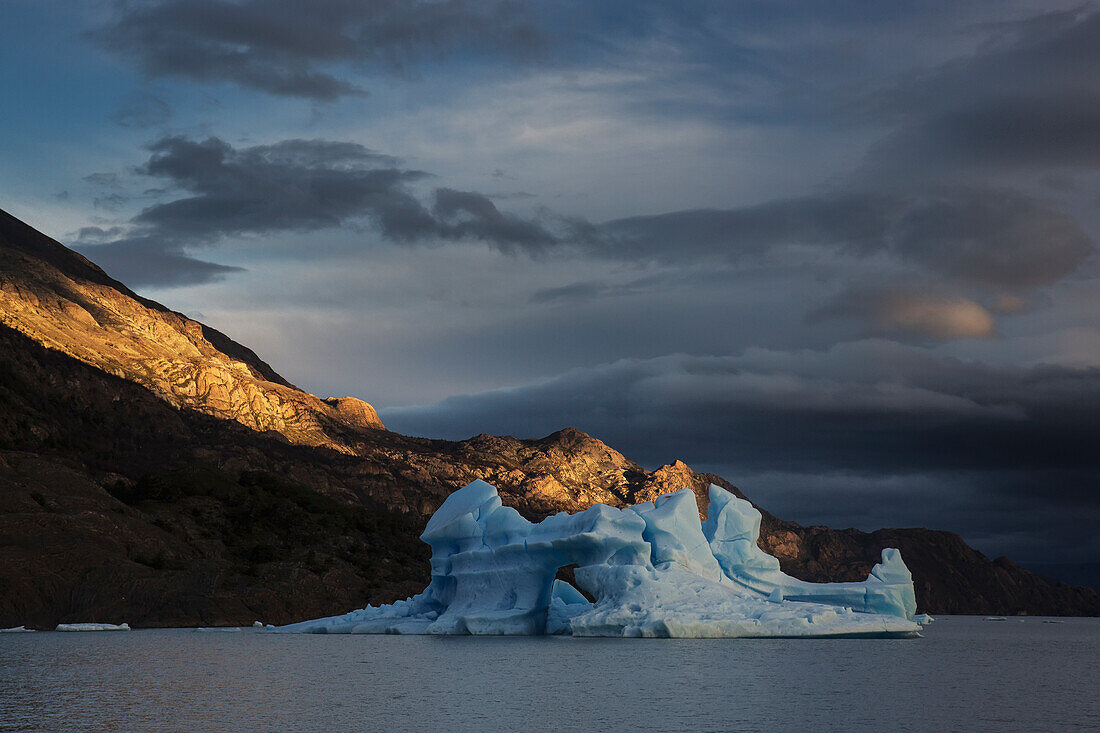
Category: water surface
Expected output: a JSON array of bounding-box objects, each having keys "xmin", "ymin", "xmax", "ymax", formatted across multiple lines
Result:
[{"xmin": 1, "ymin": 616, "xmax": 1097, "ymax": 732}]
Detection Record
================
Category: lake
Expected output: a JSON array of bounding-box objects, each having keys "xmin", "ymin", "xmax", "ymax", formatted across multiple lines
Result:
[{"xmin": 1, "ymin": 616, "xmax": 1097, "ymax": 732}]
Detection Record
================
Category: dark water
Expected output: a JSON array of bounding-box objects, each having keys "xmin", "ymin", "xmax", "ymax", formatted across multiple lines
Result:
[{"xmin": 1, "ymin": 617, "xmax": 1097, "ymax": 732}]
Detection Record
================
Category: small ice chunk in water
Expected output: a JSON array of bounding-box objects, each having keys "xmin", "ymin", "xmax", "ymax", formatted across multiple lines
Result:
[{"xmin": 55, "ymin": 622, "xmax": 131, "ymax": 631}]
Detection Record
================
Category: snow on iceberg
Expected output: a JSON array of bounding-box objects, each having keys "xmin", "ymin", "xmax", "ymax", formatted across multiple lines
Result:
[
  {"xmin": 55, "ymin": 622, "xmax": 131, "ymax": 631},
  {"xmin": 275, "ymin": 481, "xmax": 923, "ymax": 638}
]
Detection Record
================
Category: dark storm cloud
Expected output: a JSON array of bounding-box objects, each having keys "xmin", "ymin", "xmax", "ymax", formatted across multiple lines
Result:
[
  {"xmin": 382, "ymin": 340, "xmax": 1100, "ymax": 513},
  {"xmin": 870, "ymin": 95, "xmax": 1100, "ymax": 173},
  {"xmin": 882, "ymin": 7, "xmax": 1100, "ymax": 116},
  {"xmin": 381, "ymin": 337, "xmax": 1100, "ymax": 563},
  {"xmin": 78, "ymin": 135, "xmax": 557, "ymax": 285},
  {"xmin": 76, "ymin": 236, "xmax": 244, "ymax": 288},
  {"xmin": 889, "ymin": 189, "xmax": 1092, "ymax": 290},
  {"xmin": 599, "ymin": 188, "xmax": 1093, "ymax": 292},
  {"xmin": 565, "ymin": 7, "xmax": 1099, "ymax": 344},
  {"xmin": 91, "ymin": 0, "xmax": 542, "ymax": 100},
  {"xmin": 722, "ymin": 466, "xmax": 1100, "ymax": 565},
  {"xmin": 864, "ymin": 9, "xmax": 1100, "ymax": 176}
]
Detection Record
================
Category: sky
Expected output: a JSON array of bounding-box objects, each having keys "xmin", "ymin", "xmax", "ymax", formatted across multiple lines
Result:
[{"xmin": 2, "ymin": 0, "xmax": 1098, "ymax": 568}]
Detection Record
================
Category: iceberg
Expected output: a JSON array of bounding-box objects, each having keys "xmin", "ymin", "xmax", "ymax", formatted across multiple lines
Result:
[
  {"xmin": 0, "ymin": 626, "xmax": 36, "ymax": 633},
  {"xmin": 55, "ymin": 622, "xmax": 131, "ymax": 631},
  {"xmin": 275, "ymin": 481, "xmax": 923, "ymax": 638}
]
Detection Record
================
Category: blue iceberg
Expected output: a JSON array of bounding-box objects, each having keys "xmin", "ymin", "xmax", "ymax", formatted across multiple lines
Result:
[{"xmin": 276, "ymin": 481, "xmax": 922, "ymax": 637}]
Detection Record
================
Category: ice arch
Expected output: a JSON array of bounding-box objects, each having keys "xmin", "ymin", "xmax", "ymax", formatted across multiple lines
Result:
[{"xmin": 276, "ymin": 480, "xmax": 922, "ymax": 638}]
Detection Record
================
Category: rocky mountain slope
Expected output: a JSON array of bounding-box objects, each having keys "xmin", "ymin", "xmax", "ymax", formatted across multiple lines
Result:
[
  {"xmin": 1, "ymin": 207, "xmax": 1097, "ymax": 626},
  {"xmin": 0, "ymin": 208, "xmax": 382, "ymax": 452}
]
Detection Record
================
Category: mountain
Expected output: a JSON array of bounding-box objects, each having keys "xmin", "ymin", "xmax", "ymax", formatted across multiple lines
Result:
[
  {"xmin": 1, "ymin": 207, "xmax": 1097, "ymax": 626},
  {"xmin": 0, "ymin": 208, "xmax": 382, "ymax": 452}
]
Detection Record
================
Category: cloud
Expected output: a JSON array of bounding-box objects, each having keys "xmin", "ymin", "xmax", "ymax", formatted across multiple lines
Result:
[
  {"xmin": 817, "ymin": 288, "xmax": 997, "ymax": 340},
  {"xmin": 76, "ymin": 237, "xmax": 244, "ymax": 288},
  {"xmin": 598, "ymin": 187, "xmax": 1093, "ymax": 293},
  {"xmin": 100, "ymin": 133, "xmax": 1089, "ymax": 318},
  {"xmin": 864, "ymin": 9, "xmax": 1100, "ymax": 176},
  {"xmin": 889, "ymin": 189, "xmax": 1092, "ymax": 290},
  {"xmin": 74, "ymin": 226, "xmax": 126, "ymax": 243},
  {"xmin": 131, "ymin": 136, "xmax": 560, "ymax": 247},
  {"xmin": 882, "ymin": 8, "xmax": 1100, "ymax": 117},
  {"xmin": 132, "ymin": 136, "xmax": 432, "ymax": 240},
  {"xmin": 91, "ymin": 0, "xmax": 543, "ymax": 100},
  {"xmin": 870, "ymin": 94, "xmax": 1100, "ymax": 174},
  {"xmin": 383, "ymin": 340, "xmax": 1100, "ymax": 476},
  {"xmin": 432, "ymin": 188, "xmax": 556, "ymax": 253},
  {"xmin": 76, "ymin": 135, "xmax": 558, "ymax": 286},
  {"xmin": 82, "ymin": 135, "xmax": 1091, "ymax": 299},
  {"xmin": 381, "ymin": 341, "xmax": 1100, "ymax": 558},
  {"xmin": 529, "ymin": 279, "xmax": 646, "ymax": 305},
  {"xmin": 600, "ymin": 194, "xmax": 900, "ymax": 261}
]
